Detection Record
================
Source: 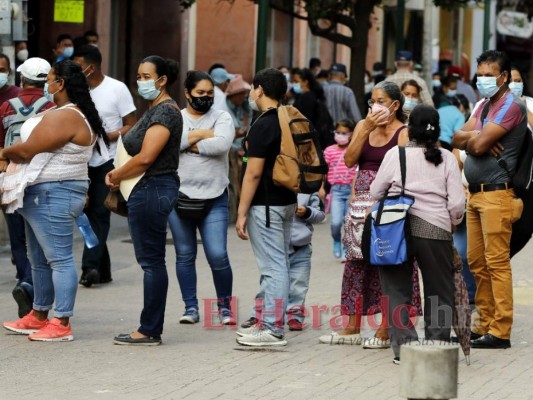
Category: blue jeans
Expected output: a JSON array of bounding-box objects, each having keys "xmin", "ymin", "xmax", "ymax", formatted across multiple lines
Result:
[
  {"xmin": 18, "ymin": 180, "xmax": 88, "ymax": 318},
  {"xmin": 453, "ymin": 218, "xmax": 477, "ymax": 304},
  {"xmin": 286, "ymin": 244, "xmax": 312, "ymax": 323},
  {"xmin": 4, "ymin": 211, "xmax": 32, "ymax": 285},
  {"xmin": 168, "ymin": 190, "xmax": 233, "ymax": 311},
  {"xmin": 247, "ymin": 204, "xmax": 295, "ymax": 335},
  {"xmin": 127, "ymin": 174, "xmax": 179, "ymax": 337},
  {"xmin": 330, "ymin": 184, "xmax": 351, "ymax": 242}
]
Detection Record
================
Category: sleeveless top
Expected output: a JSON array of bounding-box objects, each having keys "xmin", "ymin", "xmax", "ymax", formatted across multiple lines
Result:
[
  {"xmin": 20, "ymin": 104, "xmax": 95, "ymax": 185},
  {"xmin": 358, "ymin": 126, "xmax": 406, "ymax": 171}
]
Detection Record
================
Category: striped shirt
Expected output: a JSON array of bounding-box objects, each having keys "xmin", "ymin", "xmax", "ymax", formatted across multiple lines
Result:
[
  {"xmin": 324, "ymin": 81, "xmax": 362, "ymax": 123},
  {"xmin": 324, "ymin": 144, "xmax": 357, "ymax": 185},
  {"xmin": 385, "ymin": 71, "xmax": 434, "ymax": 106}
]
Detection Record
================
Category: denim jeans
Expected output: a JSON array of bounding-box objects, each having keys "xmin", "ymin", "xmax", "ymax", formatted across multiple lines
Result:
[
  {"xmin": 330, "ymin": 184, "xmax": 351, "ymax": 242},
  {"xmin": 286, "ymin": 244, "xmax": 312, "ymax": 323},
  {"xmin": 18, "ymin": 180, "xmax": 88, "ymax": 318},
  {"xmin": 4, "ymin": 210, "xmax": 32, "ymax": 285},
  {"xmin": 127, "ymin": 174, "xmax": 179, "ymax": 337},
  {"xmin": 168, "ymin": 190, "xmax": 233, "ymax": 311},
  {"xmin": 453, "ymin": 218, "xmax": 476, "ymax": 303},
  {"xmin": 82, "ymin": 160, "xmax": 113, "ymax": 279},
  {"xmin": 247, "ymin": 204, "xmax": 295, "ymax": 335}
]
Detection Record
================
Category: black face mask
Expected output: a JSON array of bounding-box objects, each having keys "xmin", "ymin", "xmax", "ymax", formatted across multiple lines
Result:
[{"xmin": 189, "ymin": 95, "xmax": 214, "ymax": 113}]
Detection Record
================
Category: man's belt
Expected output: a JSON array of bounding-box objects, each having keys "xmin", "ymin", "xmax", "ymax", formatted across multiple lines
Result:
[{"xmin": 468, "ymin": 182, "xmax": 513, "ymax": 193}]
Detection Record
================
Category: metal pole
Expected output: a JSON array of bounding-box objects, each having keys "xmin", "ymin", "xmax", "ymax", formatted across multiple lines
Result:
[
  {"xmin": 396, "ymin": 0, "xmax": 405, "ymax": 52},
  {"xmin": 422, "ymin": 0, "xmax": 433, "ymax": 85},
  {"xmin": 255, "ymin": 0, "xmax": 269, "ymax": 72},
  {"xmin": 483, "ymin": 0, "xmax": 491, "ymax": 50}
]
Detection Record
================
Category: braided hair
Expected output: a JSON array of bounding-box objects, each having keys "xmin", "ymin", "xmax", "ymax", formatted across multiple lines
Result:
[
  {"xmin": 408, "ymin": 104, "xmax": 443, "ymax": 166},
  {"xmin": 53, "ymin": 60, "xmax": 108, "ymax": 149}
]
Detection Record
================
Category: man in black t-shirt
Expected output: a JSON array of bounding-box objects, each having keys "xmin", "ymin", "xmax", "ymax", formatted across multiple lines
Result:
[{"xmin": 236, "ymin": 68, "xmax": 297, "ymax": 347}]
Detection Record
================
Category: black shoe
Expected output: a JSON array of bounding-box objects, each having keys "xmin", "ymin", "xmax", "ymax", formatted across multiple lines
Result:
[
  {"xmin": 393, "ymin": 357, "xmax": 401, "ymax": 365},
  {"xmin": 99, "ymin": 276, "xmax": 113, "ymax": 284},
  {"xmin": 12, "ymin": 285, "xmax": 32, "ymax": 318},
  {"xmin": 471, "ymin": 333, "xmax": 511, "ymax": 349},
  {"xmin": 451, "ymin": 330, "xmax": 483, "ymax": 343},
  {"xmin": 240, "ymin": 317, "xmax": 258, "ymax": 329},
  {"xmin": 113, "ymin": 333, "xmax": 162, "ymax": 346},
  {"xmin": 79, "ymin": 269, "xmax": 100, "ymax": 288}
]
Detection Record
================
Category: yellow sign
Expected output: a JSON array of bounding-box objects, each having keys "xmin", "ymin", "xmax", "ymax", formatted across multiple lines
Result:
[{"xmin": 54, "ymin": 0, "xmax": 84, "ymax": 24}]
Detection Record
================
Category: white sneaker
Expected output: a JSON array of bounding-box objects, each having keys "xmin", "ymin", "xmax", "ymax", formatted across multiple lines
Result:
[
  {"xmin": 318, "ymin": 331, "xmax": 362, "ymax": 345},
  {"xmin": 236, "ymin": 324, "xmax": 259, "ymax": 337},
  {"xmin": 236, "ymin": 328, "xmax": 287, "ymax": 347},
  {"xmin": 362, "ymin": 337, "xmax": 391, "ymax": 349}
]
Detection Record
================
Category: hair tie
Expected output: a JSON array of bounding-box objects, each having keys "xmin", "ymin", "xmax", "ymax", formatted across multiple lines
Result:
[{"xmin": 427, "ymin": 123, "xmax": 435, "ymax": 131}]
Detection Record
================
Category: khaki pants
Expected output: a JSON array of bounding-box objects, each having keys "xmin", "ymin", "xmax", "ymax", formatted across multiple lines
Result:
[{"xmin": 467, "ymin": 188, "xmax": 523, "ymax": 339}]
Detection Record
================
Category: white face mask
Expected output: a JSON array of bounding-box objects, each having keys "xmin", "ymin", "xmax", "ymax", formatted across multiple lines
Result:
[
  {"xmin": 509, "ymin": 82, "xmax": 524, "ymax": 98},
  {"xmin": 248, "ymin": 88, "xmax": 260, "ymax": 111},
  {"xmin": 16, "ymin": 49, "xmax": 28, "ymax": 62}
]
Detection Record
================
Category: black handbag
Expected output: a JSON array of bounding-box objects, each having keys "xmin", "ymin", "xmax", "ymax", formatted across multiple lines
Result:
[{"xmin": 175, "ymin": 191, "xmax": 214, "ymax": 220}]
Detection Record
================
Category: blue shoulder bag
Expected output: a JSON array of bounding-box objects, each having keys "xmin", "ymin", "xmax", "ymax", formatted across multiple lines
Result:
[{"xmin": 362, "ymin": 146, "xmax": 415, "ymax": 266}]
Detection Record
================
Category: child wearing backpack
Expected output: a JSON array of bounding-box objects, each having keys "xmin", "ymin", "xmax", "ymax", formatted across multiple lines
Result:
[{"xmin": 320, "ymin": 119, "xmax": 357, "ymax": 259}]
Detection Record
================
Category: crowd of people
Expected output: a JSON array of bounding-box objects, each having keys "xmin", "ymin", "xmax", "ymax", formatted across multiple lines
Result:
[{"xmin": 0, "ymin": 33, "xmax": 532, "ymax": 365}]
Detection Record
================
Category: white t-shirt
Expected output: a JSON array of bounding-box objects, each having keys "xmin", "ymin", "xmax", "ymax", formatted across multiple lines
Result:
[
  {"xmin": 89, "ymin": 76, "xmax": 136, "ymax": 167},
  {"xmin": 213, "ymin": 85, "xmax": 230, "ymax": 113}
]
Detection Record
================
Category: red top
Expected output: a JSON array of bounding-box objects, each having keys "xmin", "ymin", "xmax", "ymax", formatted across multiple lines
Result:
[
  {"xmin": 358, "ymin": 126, "xmax": 406, "ymax": 171},
  {"xmin": 0, "ymin": 88, "xmax": 56, "ymax": 146}
]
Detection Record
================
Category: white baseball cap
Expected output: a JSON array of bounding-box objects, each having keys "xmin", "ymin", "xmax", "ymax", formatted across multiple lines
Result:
[{"xmin": 17, "ymin": 57, "xmax": 51, "ymax": 81}]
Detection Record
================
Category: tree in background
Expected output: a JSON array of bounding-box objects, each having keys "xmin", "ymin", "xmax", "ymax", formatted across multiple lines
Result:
[{"xmin": 178, "ymin": 0, "xmax": 525, "ymax": 110}]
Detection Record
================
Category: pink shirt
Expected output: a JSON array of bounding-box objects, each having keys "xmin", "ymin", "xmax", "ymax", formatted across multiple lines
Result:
[
  {"xmin": 370, "ymin": 146, "xmax": 465, "ymax": 232},
  {"xmin": 324, "ymin": 144, "xmax": 357, "ymax": 185}
]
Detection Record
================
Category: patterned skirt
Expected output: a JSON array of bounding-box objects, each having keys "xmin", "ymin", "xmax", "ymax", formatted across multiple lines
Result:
[{"xmin": 340, "ymin": 169, "xmax": 422, "ymax": 316}]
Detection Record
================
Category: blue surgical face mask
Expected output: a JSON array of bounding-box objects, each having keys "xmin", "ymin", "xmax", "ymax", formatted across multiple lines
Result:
[
  {"xmin": 476, "ymin": 74, "xmax": 502, "ymax": 99},
  {"xmin": 283, "ymin": 72, "xmax": 291, "ymax": 82},
  {"xmin": 432, "ymin": 79, "xmax": 442, "ymax": 88},
  {"xmin": 292, "ymin": 82, "xmax": 303, "ymax": 94},
  {"xmin": 44, "ymin": 80, "xmax": 59, "ymax": 102},
  {"xmin": 62, "ymin": 46, "xmax": 74, "ymax": 59},
  {"xmin": 0, "ymin": 72, "xmax": 8, "ymax": 89},
  {"xmin": 137, "ymin": 77, "xmax": 162, "ymax": 101},
  {"xmin": 403, "ymin": 97, "xmax": 419, "ymax": 112},
  {"xmin": 446, "ymin": 89, "xmax": 457, "ymax": 97},
  {"xmin": 509, "ymin": 82, "xmax": 524, "ymax": 98}
]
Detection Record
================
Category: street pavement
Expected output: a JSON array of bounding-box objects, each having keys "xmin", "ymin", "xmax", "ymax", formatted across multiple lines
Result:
[{"xmin": 0, "ymin": 214, "xmax": 532, "ymax": 400}]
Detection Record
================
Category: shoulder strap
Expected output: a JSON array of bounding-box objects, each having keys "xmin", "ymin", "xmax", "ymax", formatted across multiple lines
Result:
[
  {"xmin": 399, "ymin": 146, "xmax": 407, "ymax": 194},
  {"xmin": 32, "ymin": 97, "xmax": 50, "ymax": 114},
  {"xmin": 7, "ymin": 98, "xmax": 28, "ymax": 124},
  {"xmin": 480, "ymin": 100, "xmax": 491, "ymax": 127}
]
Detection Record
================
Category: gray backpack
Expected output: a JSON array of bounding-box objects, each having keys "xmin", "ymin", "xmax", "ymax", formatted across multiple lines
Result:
[{"xmin": 5, "ymin": 97, "xmax": 49, "ymax": 147}]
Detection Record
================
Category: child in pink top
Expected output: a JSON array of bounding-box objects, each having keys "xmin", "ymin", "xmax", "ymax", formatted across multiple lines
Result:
[{"xmin": 321, "ymin": 119, "xmax": 358, "ymax": 259}]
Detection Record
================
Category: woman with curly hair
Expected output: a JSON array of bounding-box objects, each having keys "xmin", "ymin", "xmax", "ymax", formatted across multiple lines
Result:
[{"xmin": 2, "ymin": 60, "xmax": 108, "ymax": 341}]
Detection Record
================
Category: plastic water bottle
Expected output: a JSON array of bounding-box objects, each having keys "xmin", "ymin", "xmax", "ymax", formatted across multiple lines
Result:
[{"xmin": 76, "ymin": 213, "xmax": 99, "ymax": 249}]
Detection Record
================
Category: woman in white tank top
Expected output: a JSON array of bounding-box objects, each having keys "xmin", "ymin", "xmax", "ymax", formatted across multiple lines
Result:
[{"xmin": 1, "ymin": 60, "xmax": 108, "ymax": 342}]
